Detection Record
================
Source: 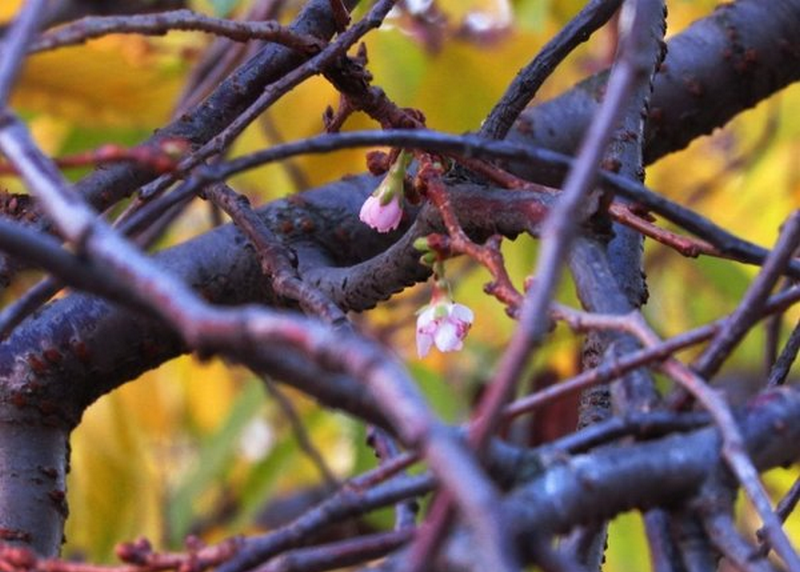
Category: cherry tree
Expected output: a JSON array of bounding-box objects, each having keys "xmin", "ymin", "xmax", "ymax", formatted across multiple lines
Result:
[{"xmin": 0, "ymin": 1, "xmax": 799, "ymax": 571}]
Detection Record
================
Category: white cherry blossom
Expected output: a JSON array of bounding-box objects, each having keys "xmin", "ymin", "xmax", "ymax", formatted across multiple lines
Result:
[{"xmin": 416, "ymin": 300, "xmax": 474, "ymax": 358}]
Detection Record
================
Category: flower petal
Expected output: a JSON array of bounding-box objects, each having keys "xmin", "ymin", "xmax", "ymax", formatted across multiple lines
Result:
[
  {"xmin": 359, "ymin": 194, "xmax": 403, "ymax": 233},
  {"xmin": 416, "ymin": 305, "xmax": 437, "ymax": 328},
  {"xmin": 434, "ymin": 320, "xmax": 463, "ymax": 352},
  {"xmin": 416, "ymin": 330, "xmax": 434, "ymax": 358},
  {"xmin": 449, "ymin": 303, "xmax": 474, "ymax": 324}
]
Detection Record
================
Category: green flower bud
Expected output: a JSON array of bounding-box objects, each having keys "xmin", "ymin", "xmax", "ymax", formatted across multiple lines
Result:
[{"xmin": 414, "ymin": 236, "xmax": 432, "ymax": 252}]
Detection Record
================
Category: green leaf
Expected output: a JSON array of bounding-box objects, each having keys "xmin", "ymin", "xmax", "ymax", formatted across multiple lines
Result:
[
  {"xmin": 210, "ymin": 0, "xmax": 242, "ymax": 17},
  {"xmin": 514, "ymin": 0, "xmax": 551, "ymax": 31}
]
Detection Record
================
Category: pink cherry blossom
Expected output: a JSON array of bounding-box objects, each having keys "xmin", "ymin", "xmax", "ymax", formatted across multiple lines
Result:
[
  {"xmin": 359, "ymin": 193, "xmax": 403, "ymax": 233},
  {"xmin": 416, "ymin": 301, "xmax": 474, "ymax": 358}
]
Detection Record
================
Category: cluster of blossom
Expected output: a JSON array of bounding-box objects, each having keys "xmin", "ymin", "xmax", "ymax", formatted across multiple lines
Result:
[
  {"xmin": 415, "ymin": 295, "xmax": 474, "ymax": 358},
  {"xmin": 359, "ymin": 152, "xmax": 473, "ymax": 358}
]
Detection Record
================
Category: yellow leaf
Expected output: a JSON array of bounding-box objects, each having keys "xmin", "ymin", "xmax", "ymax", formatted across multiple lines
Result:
[
  {"xmin": 12, "ymin": 37, "xmax": 184, "ymax": 128},
  {"xmin": 28, "ymin": 115, "xmax": 72, "ymax": 154},
  {"xmin": 0, "ymin": 0, "xmax": 22, "ymax": 22}
]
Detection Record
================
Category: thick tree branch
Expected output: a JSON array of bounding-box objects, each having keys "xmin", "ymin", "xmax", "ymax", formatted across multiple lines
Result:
[
  {"xmin": 507, "ymin": 0, "xmax": 800, "ymax": 178},
  {"xmin": 73, "ymin": 0, "xmax": 359, "ymax": 211},
  {"xmin": 480, "ymin": 0, "xmax": 622, "ymax": 140},
  {"xmin": 0, "ymin": 0, "xmax": 797, "ymax": 564},
  {"xmin": 441, "ymin": 385, "xmax": 800, "ymax": 570}
]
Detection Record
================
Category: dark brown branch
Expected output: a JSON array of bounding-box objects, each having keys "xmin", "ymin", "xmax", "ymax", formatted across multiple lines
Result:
[
  {"xmin": 257, "ymin": 529, "xmax": 412, "ymax": 572},
  {"xmin": 480, "ymin": 0, "xmax": 622, "ymax": 140},
  {"xmin": 767, "ymin": 317, "xmax": 800, "ymax": 387},
  {"xmin": 30, "ymin": 9, "xmax": 324, "ymax": 54},
  {"xmin": 440, "ymin": 386, "xmax": 800, "ymax": 570},
  {"xmin": 201, "ymin": 128, "xmax": 800, "ymax": 279},
  {"xmin": 72, "ymin": 0, "xmax": 358, "ymax": 213},
  {"xmin": 203, "ymin": 182, "xmax": 346, "ymax": 325}
]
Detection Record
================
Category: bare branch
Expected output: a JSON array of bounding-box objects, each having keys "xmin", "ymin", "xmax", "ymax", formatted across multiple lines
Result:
[
  {"xmin": 480, "ymin": 0, "xmax": 622, "ymax": 140},
  {"xmin": 693, "ymin": 211, "xmax": 800, "ymax": 380},
  {"xmin": 30, "ymin": 9, "xmax": 324, "ymax": 54}
]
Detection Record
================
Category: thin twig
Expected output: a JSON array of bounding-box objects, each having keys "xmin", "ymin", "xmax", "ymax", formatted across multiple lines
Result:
[
  {"xmin": 502, "ymin": 322, "xmax": 716, "ymax": 421},
  {"xmin": 30, "ymin": 9, "xmax": 324, "ymax": 54},
  {"xmin": 142, "ymin": 0, "xmax": 400, "ymax": 202},
  {"xmin": 174, "ymin": 0, "xmax": 285, "ymax": 117},
  {"xmin": 258, "ymin": 529, "xmax": 413, "ymax": 572},
  {"xmin": 194, "ymin": 128, "xmax": 800, "ymax": 279},
  {"xmin": 0, "ymin": 277, "xmax": 61, "ymax": 340},
  {"xmin": 609, "ymin": 202, "xmax": 721, "ymax": 258},
  {"xmin": 366, "ymin": 427, "xmax": 418, "ymax": 531},
  {"xmin": 219, "ymin": 457, "xmax": 424, "ymax": 572},
  {"xmin": 776, "ymin": 478, "xmax": 800, "ymax": 524},
  {"xmin": 702, "ymin": 510, "xmax": 778, "ymax": 572},
  {"xmin": 0, "ymin": 109, "xmax": 516, "ymax": 572},
  {"xmin": 203, "ymin": 182, "xmax": 346, "ymax": 325},
  {"xmin": 693, "ymin": 211, "xmax": 800, "ymax": 379},
  {"xmin": 550, "ymin": 410, "xmax": 710, "ymax": 455},
  {"xmin": 480, "ymin": 0, "xmax": 623, "ymax": 140},
  {"xmin": 767, "ymin": 317, "xmax": 800, "ymax": 387}
]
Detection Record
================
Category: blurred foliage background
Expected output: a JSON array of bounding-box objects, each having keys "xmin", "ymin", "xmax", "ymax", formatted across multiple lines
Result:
[{"xmin": 1, "ymin": 0, "xmax": 799, "ymax": 569}]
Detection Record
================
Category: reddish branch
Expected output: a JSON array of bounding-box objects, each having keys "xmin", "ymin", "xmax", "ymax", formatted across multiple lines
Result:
[
  {"xmin": 0, "ymin": 539, "xmax": 240, "ymax": 572},
  {"xmin": 418, "ymin": 161, "xmax": 523, "ymax": 314},
  {"xmin": 608, "ymin": 202, "xmax": 721, "ymax": 258},
  {"xmin": 0, "ymin": 140, "xmax": 189, "ymax": 176}
]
